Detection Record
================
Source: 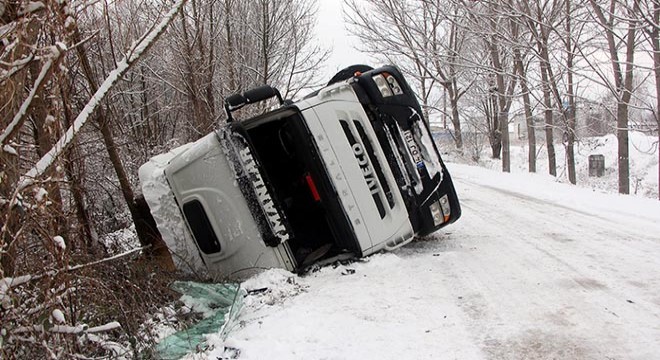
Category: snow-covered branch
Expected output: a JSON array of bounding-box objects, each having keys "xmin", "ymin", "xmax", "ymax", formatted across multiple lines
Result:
[
  {"xmin": 0, "ymin": 245, "xmax": 149, "ymax": 311},
  {"xmin": 12, "ymin": 321, "xmax": 121, "ymax": 335},
  {"xmin": 16, "ymin": 0, "xmax": 188, "ymax": 191},
  {"xmin": 0, "ymin": 274, "xmax": 32, "ymax": 309},
  {"xmin": 0, "ymin": 44, "xmax": 64, "ymax": 147}
]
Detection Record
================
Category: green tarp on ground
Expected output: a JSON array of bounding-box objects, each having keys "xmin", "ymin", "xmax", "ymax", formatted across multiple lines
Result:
[{"xmin": 155, "ymin": 281, "xmax": 245, "ymax": 360}]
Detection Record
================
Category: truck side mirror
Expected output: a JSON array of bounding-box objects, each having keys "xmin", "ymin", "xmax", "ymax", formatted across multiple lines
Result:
[
  {"xmin": 224, "ymin": 85, "xmax": 284, "ymax": 122},
  {"xmin": 244, "ymin": 85, "xmax": 283, "ymax": 105}
]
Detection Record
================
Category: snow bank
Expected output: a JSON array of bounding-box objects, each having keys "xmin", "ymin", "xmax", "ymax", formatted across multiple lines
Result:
[
  {"xmin": 193, "ymin": 253, "xmax": 483, "ymax": 359},
  {"xmin": 100, "ymin": 227, "xmax": 140, "ymax": 255},
  {"xmin": 241, "ymin": 268, "xmax": 307, "ymax": 307},
  {"xmin": 449, "ymin": 132, "xmax": 659, "ymax": 199},
  {"xmin": 451, "ymin": 162, "xmax": 660, "ymax": 228}
]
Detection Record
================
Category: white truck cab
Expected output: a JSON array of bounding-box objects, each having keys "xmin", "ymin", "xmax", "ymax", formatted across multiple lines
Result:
[{"xmin": 139, "ymin": 65, "xmax": 460, "ymax": 278}]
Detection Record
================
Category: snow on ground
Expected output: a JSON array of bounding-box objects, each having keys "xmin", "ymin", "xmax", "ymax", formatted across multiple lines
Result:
[
  {"xmin": 100, "ymin": 227, "xmax": 140, "ymax": 254},
  {"xmin": 460, "ymin": 132, "xmax": 659, "ymax": 199},
  {"xmin": 192, "ymin": 162, "xmax": 660, "ymax": 360}
]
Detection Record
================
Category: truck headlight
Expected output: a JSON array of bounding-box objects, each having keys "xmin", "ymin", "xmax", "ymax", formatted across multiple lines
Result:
[
  {"xmin": 430, "ymin": 195, "xmax": 451, "ymax": 226},
  {"xmin": 372, "ymin": 74, "xmax": 393, "ymax": 97},
  {"xmin": 385, "ymin": 73, "xmax": 403, "ymax": 95},
  {"xmin": 430, "ymin": 201, "xmax": 443, "ymax": 226},
  {"xmin": 439, "ymin": 195, "xmax": 450, "ymax": 221},
  {"xmin": 372, "ymin": 73, "xmax": 404, "ymax": 98}
]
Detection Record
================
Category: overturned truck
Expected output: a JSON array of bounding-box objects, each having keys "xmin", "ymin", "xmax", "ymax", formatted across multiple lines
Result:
[{"xmin": 139, "ymin": 65, "xmax": 461, "ymax": 278}]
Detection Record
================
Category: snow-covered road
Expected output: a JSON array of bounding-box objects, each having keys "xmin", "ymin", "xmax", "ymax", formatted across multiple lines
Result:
[{"xmin": 199, "ymin": 164, "xmax": 660, "ymax": 360}]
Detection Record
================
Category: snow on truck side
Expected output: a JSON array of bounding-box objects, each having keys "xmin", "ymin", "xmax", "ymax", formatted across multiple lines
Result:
[{"xmin": 139, "ymin": 65, "xmax": 461, "ymax": 278}]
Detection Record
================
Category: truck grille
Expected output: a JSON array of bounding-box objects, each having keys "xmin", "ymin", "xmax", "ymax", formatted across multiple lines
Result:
[{"xmin": 338, "ymin": 112, "xmax": 395, "ymax": 219}]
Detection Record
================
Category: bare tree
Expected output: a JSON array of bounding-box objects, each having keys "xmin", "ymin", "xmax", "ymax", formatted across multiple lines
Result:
[
  {"xmin": 633, "ymin": 0, "xmax": 660, "ymax": 200},
  {"xmin": 345, "ymin": 0, "xmax": 474, "ymax": 149},
  {"xmin": 516, "ymin": 0, "xmax": 588, "ymax": 183},
  {"xmin": 248, "ymin": 0, "xmax": 328, "ymax": 98},
  {"xmin": 0, "ymin": 0, "xmax": 335, "ymax": 356},
  {"xmin": 585, "ymin": 0, "xmax": 640, "ymax": 194},
  {"xmin": 563, "ymin": 0, "xmax": 579, "ymax": 184},
  {"xmin": 513, "ymin": 45, "xmax": 538, "ymax": 172},
  {"xmin": 1, "ymin": 1, "xmax": 67, "ymax": 276},
  {"xmin": 462, "ymin": 0, "xmax": 520, "ymax": 171},
  {"xmin": 517, "ymin": 0, "xmax": 564, "ymax": 177},
  {"xmin": 0, "ymin": 0, "xmax": 187, "ymax": 357}
]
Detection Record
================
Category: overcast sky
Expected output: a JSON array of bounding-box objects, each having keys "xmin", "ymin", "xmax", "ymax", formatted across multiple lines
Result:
[{"xmin": 315, "ymin": 1, "xmax": 376, "ymax": 80}]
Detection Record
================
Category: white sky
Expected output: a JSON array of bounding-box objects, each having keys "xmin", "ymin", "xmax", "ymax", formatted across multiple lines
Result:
[
  {"xmin": 312, "ymin": 1, "xmax": 657, "ymax": 125},
  {"xmin": 315, "ymin": 1, "xmax": 376, "ymax": 81}
]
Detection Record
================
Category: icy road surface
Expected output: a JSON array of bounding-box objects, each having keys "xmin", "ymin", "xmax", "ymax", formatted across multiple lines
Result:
[{"xmin": 198, "ymin": 164, "xmax": 660, "ymax": 360}]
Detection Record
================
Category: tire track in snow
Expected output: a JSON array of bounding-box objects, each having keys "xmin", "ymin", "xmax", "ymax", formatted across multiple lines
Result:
[
  {"xmin": 217, "ymin": 166, "xmax": 659, "ymax": 360},
  {"xmin": 431, "ymin": 175, "xmax": 660, "ymax": 359}
]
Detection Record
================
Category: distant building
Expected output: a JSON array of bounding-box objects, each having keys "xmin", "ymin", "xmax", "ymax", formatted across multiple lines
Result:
[{"xmin": 511, "ymin": 112, "xmax": 557, "ymax": 141}]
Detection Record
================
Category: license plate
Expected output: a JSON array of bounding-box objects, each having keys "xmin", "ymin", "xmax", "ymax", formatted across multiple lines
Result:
[{"xmin": 403, "ymin": 130, "xmax": 424, "ymax": 168}]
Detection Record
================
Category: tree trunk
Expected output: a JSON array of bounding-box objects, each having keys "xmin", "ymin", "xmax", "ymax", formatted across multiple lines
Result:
[
  {"xmin": 588, "ymin": 0, "xmax": 635, "ymax": 194},
  {"xmin": 63, "ymin": 155, "xmax": 98, "ymax": 251},
  {"xmin": 487, "ymin": 9, "xmax": 520, "ymax": 173},
  {"xmin": 59, "ymin": 82, "xmax": 99, "ymax": 252},
  {"xmin": 447, "ymin": 15, "xmax": 463, "ymax": 150},
  {"xmin": 534, "ymin": 4, "xmax": 577, "ymax": 184},
  {"xmin": 539, "ymin": 53, "xmax": 556, "ymax": 176},
  {"xmin": 565, "ymin": 0, "xmax": 576, "ymax": 185},
  {"xmin": 179, "ymin": 2, "xmax": 214, "ymax": 137},
  {"xmin": 443, "ymin": 88, "xmax": 447, "ymax": 129},
  {"xmin": 500, "ymin": 109, "xmax": 511, "ymax": 172},
  {"xmin": 73, "ymin": 29, "xmax": 175, "ymax": 269},
  {"xmin": 0, "ymin": 203, "xmax": 19, "ymax": 277},
  {"xmin": 566, "ymin": 127, "xmax": 576, "ymax": 184},
  {"xmin": 224, "ymin": 0, "xmax": 237, "ymax": 94},
  {"xmin": 488, "ymin": 40, "xmax": 510, "ymax": 172},
  {"xmin": 449, "ymin": 90, "xmax": 463, "ymax": 149},
  {"xmin": 490, "ymin": 137, "xmax": 502, "ymax": 159},
  {"xmin": 616, "ymin": 102, "xmax": 630, "ymax": 194},
  {"xmin": 0, "ymin": 17, "xmax": 43, "ymax": 277},
  {"xmin": 653, "ymin": 59, "xmax": 660, "ymax": 200},
  {"xmin": 514, "ymin": 50, "xmax": 536, "ymax": 173},
  {"xmin": 261, "ymin": 0, "xmax": 270, "ymax": 84},
  {"xmin": 487, "ymin": 92, "xmax": 501, "ymax": 159},
  {"xmin": 28, "ymin": 60, "xmax": 68, "ymax": 241},
  {"xmin": 615, "ymin": 13, "xmax": 637, "ymax": 195},
  {"xmin": 206, "ymin": 1, "xmax": 217, "ymax": 122},
  {"xmin": 653, "ymin": 1, "xmax": 660, "ymax": 200}
]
